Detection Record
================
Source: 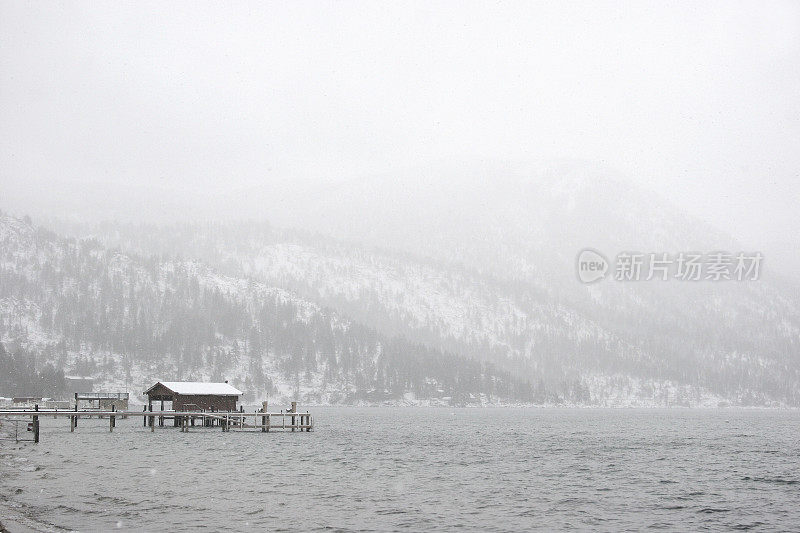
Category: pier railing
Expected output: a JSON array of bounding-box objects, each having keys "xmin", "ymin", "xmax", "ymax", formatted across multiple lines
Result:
[
  {"xmin": 0, "ymin": 406, "xmax": 314, "ymax": 442},
  {"xmin": 0, "ymin": 417, "xmax": 36, "ymax": 443}
]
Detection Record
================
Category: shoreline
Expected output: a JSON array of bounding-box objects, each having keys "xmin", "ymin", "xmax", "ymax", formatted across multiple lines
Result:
[
  {"xmin": 0, "ymin": 503, "xmax": 65, "ymax": 533},
  {"xmin": 0, "ymin": 421, "xmax": 63, "ymax": 533},
  {"xmin": 0, "ymin": 513, "xmax": 58, "ymax": 533}
]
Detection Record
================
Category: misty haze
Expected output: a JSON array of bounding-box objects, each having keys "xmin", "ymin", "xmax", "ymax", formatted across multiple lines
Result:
[{"xmin": 1, "ymin": 2, "xmax": 799, "ymax": 532}]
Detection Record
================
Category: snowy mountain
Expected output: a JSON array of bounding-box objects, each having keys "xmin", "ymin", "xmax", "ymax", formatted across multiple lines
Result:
[{"xmin": 36, "ymin": 160, "xmax": 800, "ymax": 406}]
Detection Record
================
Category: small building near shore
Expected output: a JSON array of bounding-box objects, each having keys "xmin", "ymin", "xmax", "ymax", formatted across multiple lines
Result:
[
  {"xmin": 43, "ymin": 399, "xmax": 71, "ymax": 409},
  {"xmin": 65, "ymin": 375, "xmax": 94, "ymax": 393},
  {"xmin": 75, "ymin": 392, "xmax": 129, "ymax": 411},
  {"xmin": 143, "ymin": 381, "xmax": 242, "ymax": 412},
  {"xmin": 11, "ymin": 396, "xmax": 45, "ymax": 406}
]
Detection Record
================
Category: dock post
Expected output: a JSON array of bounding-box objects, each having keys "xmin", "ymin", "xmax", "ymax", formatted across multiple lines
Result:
[
  {"xmin": 33, "ymin": 404, "xmax": 40, "ymax": 444},
  {"xmin": 70, "ymin": 411, "xmax": 75, "ymax": 432},
  {"xmin": 110, "ymin": 405, "xmax": 115, "ymax": 432},
  {"xmin": 159, "ymin": 400, "xmax": 164, "ymax": 427},
  {"xmin": 74, "ymin": 404, "xmax": 78, "ymax": 427},
  {"xmin": 143, "ymin": 405, "xmax": 147, "ymax": 427},
  {"xmin": 149, "ymin": 404, "xmax": 154, "ymax": 432},
  {"xmin": 291, "ymin": 401, "xmax": 297, "ymax": 432},
  {"xmin": 261, "ymin": 402, "xmax": 267, "ymax": 432}
]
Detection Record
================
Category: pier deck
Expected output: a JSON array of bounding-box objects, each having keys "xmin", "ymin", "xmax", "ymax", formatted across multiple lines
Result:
[{"xmin": 0, "ymin": 406, "xmax": 313, "ymax": 443}]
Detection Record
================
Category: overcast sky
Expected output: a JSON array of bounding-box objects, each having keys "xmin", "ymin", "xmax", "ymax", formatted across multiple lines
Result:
[{"xmin": 1, "ymin": 1, "xmax": 798, "ymax": 272}]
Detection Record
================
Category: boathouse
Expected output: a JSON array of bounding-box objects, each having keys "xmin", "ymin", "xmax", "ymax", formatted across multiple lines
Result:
[
  {"xmin": 65, "ymin": 375, "xmax": 94, "ymax": 392},
  {"xmin": 144, "ymin": 381, "xmax": 242, "ymax": 412}
]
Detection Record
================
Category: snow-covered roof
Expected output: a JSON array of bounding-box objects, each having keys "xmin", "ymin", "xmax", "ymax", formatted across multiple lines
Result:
[{"xmin": 145, "ymin": 381, "xmax": 242, "ymax": 396}]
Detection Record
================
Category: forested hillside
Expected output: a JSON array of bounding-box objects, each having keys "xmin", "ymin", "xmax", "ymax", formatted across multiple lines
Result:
[
  {"xmin": 0, "ymin": 212, "xmax": 538, "ymax": 404},
  {"xmin": 0, "ymin": 342, "xmax": 66, "ymax": 398}
]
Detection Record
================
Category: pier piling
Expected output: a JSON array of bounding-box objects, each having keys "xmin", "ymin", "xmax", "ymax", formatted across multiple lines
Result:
[{"xmin": 33, "ymin": 405, "xmax": 40, "ymax": 443}]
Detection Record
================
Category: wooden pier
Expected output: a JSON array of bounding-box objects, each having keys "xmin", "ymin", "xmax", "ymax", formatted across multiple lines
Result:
[{"xmin": 0, "ymin": 402, "xmax": 313, "ymax": 443}]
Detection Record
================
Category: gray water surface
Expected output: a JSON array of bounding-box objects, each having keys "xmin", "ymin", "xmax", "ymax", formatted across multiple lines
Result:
[{"xmin": 2, "ymin": 408, "xmax": 799, "ymax": 532}]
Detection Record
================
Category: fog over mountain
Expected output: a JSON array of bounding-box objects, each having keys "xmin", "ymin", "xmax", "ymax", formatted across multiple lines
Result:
[{"xmin": 3, "ymin": 159, "xmax": 798, "ymax": 406}]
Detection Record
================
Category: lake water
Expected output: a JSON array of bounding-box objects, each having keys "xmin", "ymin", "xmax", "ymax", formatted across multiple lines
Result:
[{"xmin": 2, "ymin": 408, "xmax": 800, "ymax": 532}]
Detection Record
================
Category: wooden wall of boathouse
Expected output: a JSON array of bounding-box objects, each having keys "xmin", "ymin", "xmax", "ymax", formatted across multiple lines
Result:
[{"xmin": 145, "ymin": 383, "xmax": 238, "ymax": 411}]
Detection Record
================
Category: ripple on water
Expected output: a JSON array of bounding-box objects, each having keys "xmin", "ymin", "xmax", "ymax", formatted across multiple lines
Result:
[{"xmin": 742, "ymin": 476, "xmax": 799, "ymax": 485}]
